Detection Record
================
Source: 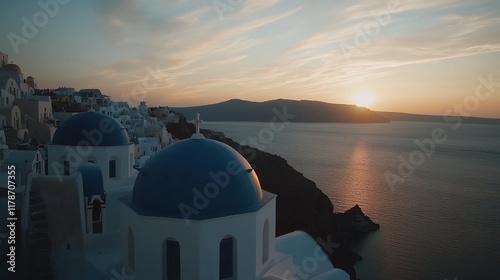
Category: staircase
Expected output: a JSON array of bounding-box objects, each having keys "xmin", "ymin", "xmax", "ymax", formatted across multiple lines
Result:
[
  {"xmin": 25, "ymin": 191, "xmax": 53, "ymax": 279},
  {"xmin": 3, "ymin": 126, "xmax": 20, "ymax": 150}
]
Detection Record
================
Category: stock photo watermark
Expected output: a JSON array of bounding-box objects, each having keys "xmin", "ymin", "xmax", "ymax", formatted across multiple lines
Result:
[
  {"xmin": 4, "ymin": 165, "xmax": 17, "ymax": 273},
  {"xmin": 119, "ymin": 64, "xmax": 172, "ymax": 106},
  {"xmin": 338, "ymin": 0, "xmax": 401, "ymax": 62},
  {"xmin": 7, "ymin": 0, "xmax": 71, "ymax": 54},
  {"xmin": 238, "ymin": 106, "xmax": 297, "ymax": 161},
  {"xmin": 177, "ymin": 158, "xmax": 246, "ymax": 223},
  {"xmin": 280, "ymin": 235, "xmax": 339, "ymax": 280},
  {"xmin": 385, "ymin": 73, "xmax": 499, "ymax": 191},
  {"xmin": 178, "ymin": 106, "xmax": 296, "ymax": 223},
  {"xmin": 51, "ymin": 117, "xmax": 119, "ymax": 182},
  {"xmin": 50, "ymin": 63, "xmax": 171, "ymax": 180},
  {"xmin": 213, "ymin": 0, "xmax": 244, "ymax": 20},
  {"xmin": 109, "ymin": 266, "xmax": 135, "ymax": 280}
]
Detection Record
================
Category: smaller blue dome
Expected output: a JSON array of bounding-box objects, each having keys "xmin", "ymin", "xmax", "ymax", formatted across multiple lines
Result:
[
  {"xmin": 1, "ymin": 64, "xmax": 23, "ymax": 75},
  {"xmin": 78, "ymin": 163, "xmax": 104, "ymax": 197},
  {"xmin": 52, "ymin": 112, "xmax": 129, "ymax": 146},
  {"xmin": 132, "ymin": 136, "xmax": 263, "ymax": 219}
]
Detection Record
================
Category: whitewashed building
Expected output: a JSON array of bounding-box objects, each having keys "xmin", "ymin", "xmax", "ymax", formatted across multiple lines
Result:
[{"xmin": 20, "ymin": 113, "xmax": 349, "ymax": 280}]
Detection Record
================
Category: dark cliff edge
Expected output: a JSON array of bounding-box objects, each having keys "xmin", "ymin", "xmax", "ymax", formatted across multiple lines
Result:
[{"xmin": 167, "ymin": 121, "xmax": 380, "ymax": 280}]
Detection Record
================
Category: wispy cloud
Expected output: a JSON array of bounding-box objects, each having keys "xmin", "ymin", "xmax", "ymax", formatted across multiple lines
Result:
[
  {"xmin": 2, "ymin": 0, "xmax": 499, "ymax": 116},
  {"xmin": 241, "ymin": 0, "xmax": 281, "ymax": 14}
]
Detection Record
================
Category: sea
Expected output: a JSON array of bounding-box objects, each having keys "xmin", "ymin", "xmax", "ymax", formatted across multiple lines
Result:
[{"xmin": 203, "ymin": 121, "xmax": 500, "ymax": 280}]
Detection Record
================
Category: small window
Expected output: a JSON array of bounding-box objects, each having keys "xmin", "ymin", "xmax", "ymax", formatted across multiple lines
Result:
[
  {"xmin": 220, "ymin": 237, "xmax": 236, "ymax": 279},
  {"xmin": 163, "ymin": 239, "xmax": 181, "ymax": 280},
  {"xmin": 64, "ymin": 160, "xmax": 70, "ymax": 175},
  {"xmin": 92, "ymin": 199, "xmax": 103, "ymax": 234},
  {"xmin": 128, "ymin": 228, "xmax": 135, "ymax": 271},
  {"xmin": 109, "ymin": 160, "xmax": 116, "ymax": 178},
  {"xmin": 263, "ymin": 220, "xmax": 270, "ymax": 264}
]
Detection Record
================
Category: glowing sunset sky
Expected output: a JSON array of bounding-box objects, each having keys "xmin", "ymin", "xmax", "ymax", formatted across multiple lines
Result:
[{"xmin": 1, "ymin": 0, "xmax": 499, "ymax": 118}]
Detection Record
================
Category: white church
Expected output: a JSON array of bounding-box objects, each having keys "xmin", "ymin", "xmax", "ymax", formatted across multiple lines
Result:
[{"xmin": 22, "ymin": 111, "xmax": 349, "ymax": 280}]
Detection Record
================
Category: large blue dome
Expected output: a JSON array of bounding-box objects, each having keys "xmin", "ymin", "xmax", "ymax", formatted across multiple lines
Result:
[
  {"xmin": 52, "ymin": 112, "xmax": 129, "ymax": 146},
  {"xmin": 132, "ymin": 135, "xmax": 263, "ymax": 220}
]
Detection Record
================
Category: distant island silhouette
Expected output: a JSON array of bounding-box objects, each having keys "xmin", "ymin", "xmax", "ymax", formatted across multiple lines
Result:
[
  {"xmin": 171, "ymin": 99, "xmax": 389, "ymax": 123},
  {"xmin": 171, "ymin": 99, "xmax": 500, "ymax": 124}
]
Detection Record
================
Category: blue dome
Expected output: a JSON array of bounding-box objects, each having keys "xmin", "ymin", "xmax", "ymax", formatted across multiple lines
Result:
[
  {"xmin": 78, "ymin": 163, "xmax": 104, "ymax": 197},
  {"xmin": 132, "ymin": 136, "xmax": 263, "ymax": 219},
  {"xmin": 52, "ymin": 112, "xmax": 129, "ymax": 146}
]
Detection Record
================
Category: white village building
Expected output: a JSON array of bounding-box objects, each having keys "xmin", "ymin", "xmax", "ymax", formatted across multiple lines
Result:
[{"xmin": 19, "ymin": 112, "xmax": 349, "ymax": 280}]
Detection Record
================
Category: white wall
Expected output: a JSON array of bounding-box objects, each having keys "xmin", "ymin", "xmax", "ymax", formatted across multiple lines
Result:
[
  {"xmin": 120, "ymin": 195, "xmax": 276, "ymax": 280},
  {"xmin": 138, "ymin": 137, "xmax": 160, "ymax": 157},
  {"xmin": 47, "ymin": 144, "xmax": 135, "ymax": 190}
]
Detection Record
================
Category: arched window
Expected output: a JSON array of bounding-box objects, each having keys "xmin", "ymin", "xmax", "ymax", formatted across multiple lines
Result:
[
  {"xmin": 129, "ymin": 153, "xmax": 134, "ymax": 173},
  {"xmin": 109, "ymin": 156, "xmax": 121, "ymax": 179},
  {"xmin": 92, "ymin": 199, "xmax": 103, "ymax": 234},
  {"xmin": 63, "ymin": 160, "xmax": 70, "ymax": 175},
  {"xmin": 128, "ymin": 228, "xmax": 135, "ymax": 271},
  {"xmin": 220, "ymin": 236, "xmax": 236, "ymax": 280},
  {"xmin": 263, "ymin": 219, "xmax": 270, "ymax": 264},
  {"xmin": 109, "ymin": 159, "xmax": 116, "ymax": 178},
  {"xmin": 163, "ymin": 238, "xmax": 181, "ymax": 280}
]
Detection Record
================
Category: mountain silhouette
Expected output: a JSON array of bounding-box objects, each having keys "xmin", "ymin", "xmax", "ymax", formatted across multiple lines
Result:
[{"xmin": 171, "ymin": 99, "xmax": 389, "ymax": 123}]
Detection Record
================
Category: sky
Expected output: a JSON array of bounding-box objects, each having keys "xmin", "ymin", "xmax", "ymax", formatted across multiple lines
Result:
[{"xmin": 1, "ymin": 0, "xmax": 499, "ymax": 118}]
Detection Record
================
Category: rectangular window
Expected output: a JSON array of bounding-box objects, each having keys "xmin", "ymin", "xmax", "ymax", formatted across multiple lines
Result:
[
  {"xmin": 92, "ymin": 199, "xmax": 103, "ymax": 234},
  {"xmin": 128, "ymin": 229, "xmax": 135, "ymax": 271},
  {"xmin": 220, "ymin": 237, "xmax": 234, "ymax": 279},
  {"xmin": 64, "ymin": 160, "xmax": 70, "ymax": 175},
  {"xmin": 166, "ymin": 240, "xmax": 181, "ymax": 280},
  {"xmin": 109, "ymin": 160, "xmax": 116, "ymax": 178}
]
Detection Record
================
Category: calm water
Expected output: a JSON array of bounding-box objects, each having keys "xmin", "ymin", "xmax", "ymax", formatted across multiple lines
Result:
[{"xmin": 203, "ymin": 121, "xmax": 500, "ymax": 280}]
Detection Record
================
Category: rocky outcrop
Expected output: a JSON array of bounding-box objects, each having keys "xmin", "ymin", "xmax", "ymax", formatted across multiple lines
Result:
[{"xmin": 334, "ymin": 204, "xmax": 380, "ymax": 234}]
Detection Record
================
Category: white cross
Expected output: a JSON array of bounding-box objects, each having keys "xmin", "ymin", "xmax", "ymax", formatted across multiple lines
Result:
[{"xmin": 194, "ymin": 112, "xmax": 203, "ymax": 134}]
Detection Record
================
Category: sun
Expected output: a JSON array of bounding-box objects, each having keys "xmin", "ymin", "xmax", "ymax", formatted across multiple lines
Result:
[{"xmin": 352, "ymin": 92, "xmax": 374, "ymax": 108}]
